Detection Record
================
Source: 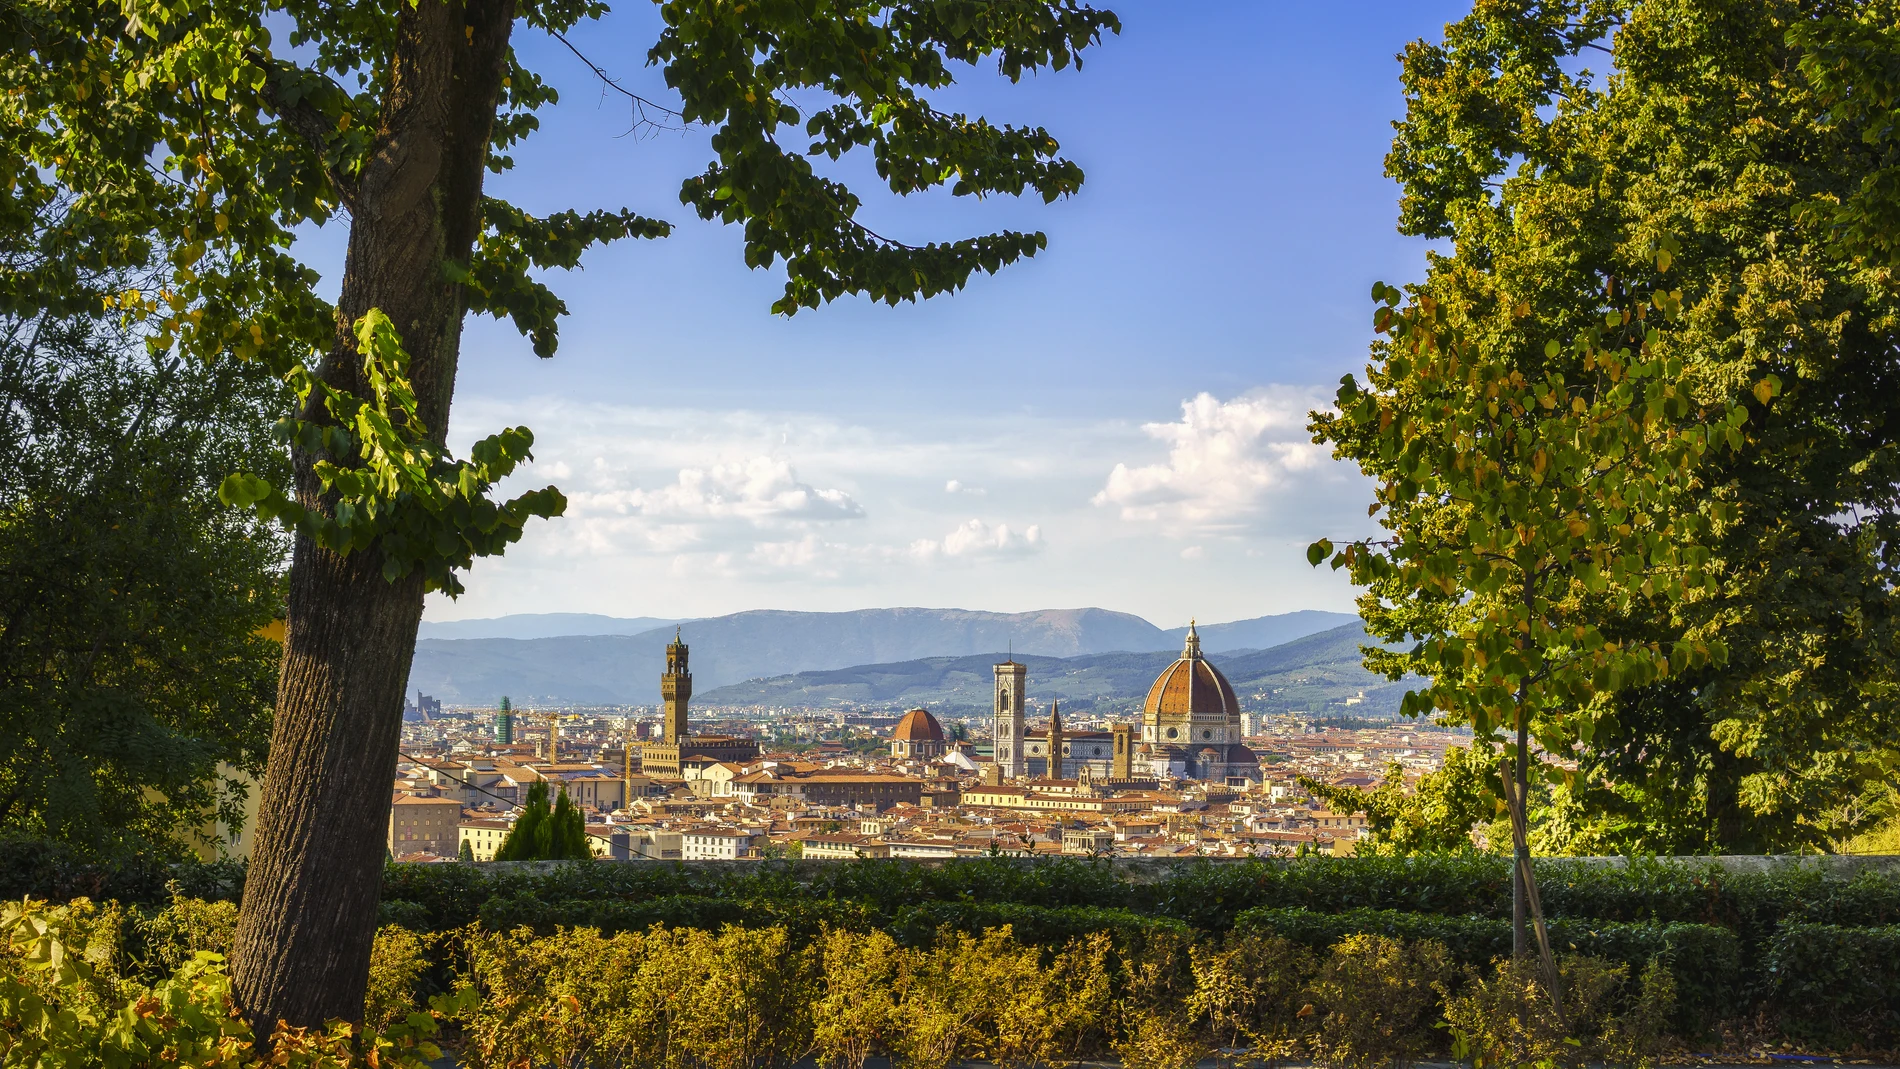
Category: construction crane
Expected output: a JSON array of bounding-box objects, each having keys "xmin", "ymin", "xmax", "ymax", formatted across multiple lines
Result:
[{"xmin": 527, "ymin": 709, "xmax": 586, "ymax": 763}]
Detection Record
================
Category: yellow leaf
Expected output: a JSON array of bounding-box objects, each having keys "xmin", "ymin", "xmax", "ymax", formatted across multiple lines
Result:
[
  {"xmin": 1656, "ymin": 248, "xmax": 1673, "ymax": 272},
  {"xmin": 1753, "ymin": 379, "xmax": 1774, "ymax": 405},
  {"xmin": 214, "ymin": 213, "xmax": 228, "ymax": 233}
]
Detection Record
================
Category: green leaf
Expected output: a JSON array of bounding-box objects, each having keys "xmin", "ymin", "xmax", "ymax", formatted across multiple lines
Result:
[{"xmin": 1307, "ymin": 538, "xmax": 1333, "ymax": 567}]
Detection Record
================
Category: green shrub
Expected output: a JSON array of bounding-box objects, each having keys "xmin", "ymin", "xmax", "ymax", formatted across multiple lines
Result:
[
  {"xmin": 457, "ymin": 922, "xmax": 818, "ymax": 1069},
  {"xmin": 132, "ymin": 893, "xmax": 238, "ymax": 980},
  {"xmin": 894, "ymin": 926, "xmax": 1109, "ymax": 1069},
  {"xmin": 474, "ymin": 892, "xmax": 876, "ymax": 943},
  {"xmin": 0, "ymin": 836, "xmax": 246, "ymax": 908},
  {"xmin": 1303, "ymin": 933, "xmax": 1452, "ymax": 1069},
  {"xmin": 1233, "ymin": 906, "xmax": 1738, "ymax": 1035},
  {"xmin": 886, "ymin": 901, "xmax": 1186, "ymax": 952},
  {"xmin": 812, "ymin": 928, "xmax": 905, "ymax": 1069},
  {"xmin": 1186, "ymin": 930, "xmax": 1315, "ymax": 1060},
  {"xmin": 1108, "ymin": 925, "xmax": 1202, "ymax": 1069},
  {"xmin": 1760, "ymin": 922, "xmax": 1900, "ymax": 1047},
  {"xmin": 0, "ymin": 897, "xmax": 448, "ymax": 1068},
  {"xmin": 365, "ymin": 924, "xmax": 432, "ymax": 1032},
  {"xmin": 1440, "ymin": 954, "xmax": 1656, "ymax": 1069}
]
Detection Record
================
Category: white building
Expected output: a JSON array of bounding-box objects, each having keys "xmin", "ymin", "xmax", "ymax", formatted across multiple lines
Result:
[{"xmin": 681, "ymin": 829, "xmax": 759, "ymax": 860}]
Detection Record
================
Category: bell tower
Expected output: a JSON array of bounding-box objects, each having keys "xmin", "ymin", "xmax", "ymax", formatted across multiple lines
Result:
[
  {"xmin": 993, "ymin": 659, "xmax": 1026, "ymax": 779},
  {"xmin": 662, "ymin": 628, "xmax": 692, "ymax": 744}
]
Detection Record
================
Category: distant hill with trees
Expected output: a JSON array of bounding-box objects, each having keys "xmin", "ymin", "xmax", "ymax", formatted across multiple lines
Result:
[{"xmin": 698, "ymin": 623, "xmax": 1405, "ymax": 718}]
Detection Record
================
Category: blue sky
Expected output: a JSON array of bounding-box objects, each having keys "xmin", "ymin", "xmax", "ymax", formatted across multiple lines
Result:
[{"xmin": 347, "ymin": 1, "xmax": 1472, "ymax": 627}]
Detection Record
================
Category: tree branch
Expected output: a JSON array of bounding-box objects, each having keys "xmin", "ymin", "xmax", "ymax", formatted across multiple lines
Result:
[
  {"xmin": 547, "ymin": 29, "xmax": 686, "ymax": 137},
  {"xmin": 252, "ymin": 60, "xmax": 363, "ymax": 210}
]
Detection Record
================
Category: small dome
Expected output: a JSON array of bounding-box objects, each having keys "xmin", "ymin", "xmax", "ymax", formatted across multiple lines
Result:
[
  {"xmin": 1143, "ymin": 622, "xmax": 1240, "ymax": 718},
  {"xmin": 891, "ymin": 708, "xmax": 945, "ymax": 742}
]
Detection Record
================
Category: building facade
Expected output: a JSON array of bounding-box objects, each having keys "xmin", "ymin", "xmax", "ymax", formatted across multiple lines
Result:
[{"xmin": 388, "ymin": 795, "xmax": 460, "ymax": 857}]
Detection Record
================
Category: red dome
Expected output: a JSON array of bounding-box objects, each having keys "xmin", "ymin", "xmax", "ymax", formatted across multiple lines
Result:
[
  {"xmin": 891, "ymin": 708, "xmax": 945, "ymax": 742},
  {"xmin": 1143, "ymin": 658, "xmax": 1240, "ymax": 718}
]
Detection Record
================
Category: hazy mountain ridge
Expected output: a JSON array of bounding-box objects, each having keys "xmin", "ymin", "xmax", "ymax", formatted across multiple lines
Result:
[
  {"xmin": 416, "ymin": 613, "xmax": 683, "ymax": 640},
  {"xmin": 696, "ymin": 623, "xmax": 1407, "ymax": 717},
  {"xmin": 404, "ymin": 606, "xmax": 1359, "ymax": 706}
]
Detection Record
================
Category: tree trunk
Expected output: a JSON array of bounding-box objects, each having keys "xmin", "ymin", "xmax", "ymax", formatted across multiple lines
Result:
[
  {"xmin": 1505, "ymin": 713, "xmax": 1566, "ymax": 1024},
  {"xmin": 230, "ymin": 0, "xmax": 516, "ymax": 1035},
  {"xmin": 1512, "ymin": 719, "xmax": 1527, "ymax": 959}
]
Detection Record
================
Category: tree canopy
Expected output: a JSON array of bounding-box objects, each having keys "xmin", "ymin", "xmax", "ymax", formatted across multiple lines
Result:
[
  {"xmin": 0, "ymin": 307, "xmax": 286, "ymax": 859},
  {"xmin": 1355, "ymin": 0, "xmax": 1900, "ymax": 853}
]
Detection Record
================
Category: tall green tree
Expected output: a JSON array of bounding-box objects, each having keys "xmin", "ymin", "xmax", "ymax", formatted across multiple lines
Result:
[
  {"xmin": 0, "ymin": 295, "xmax": 286, "ymax": 859},
  {"xmin": 1379, "ymin": 0, "xmax": 1900, "ymax": 852},
  {"xmin": 1310, "ymin": 279, "xmax": 1756, "ymax": 974},
  {"xmin": 3, "ymin": 0, "xmax": 1116, "ymax": 1029}
]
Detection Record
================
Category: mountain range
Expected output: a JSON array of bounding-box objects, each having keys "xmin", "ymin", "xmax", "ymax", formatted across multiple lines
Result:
[
  {"xmin": 697, "ymin": 622, "xmax": 1405, "ymax": 718},
  {"xmin": 416, "ymin": 613, "xmax": 682, "ymax": 640},
  {"xmin": 404, "ymin": 607, "xmax": 1358, "ymax": 707}
]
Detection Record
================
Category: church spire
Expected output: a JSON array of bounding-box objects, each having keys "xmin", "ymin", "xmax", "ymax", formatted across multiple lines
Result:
[
  {"xmin": 1184, "ymin": 619, "xmax": 1202, "ymax": 659},
  {"xmin": 1045, "ymin": 700, "xmax": 1064, "ymax": 778}
]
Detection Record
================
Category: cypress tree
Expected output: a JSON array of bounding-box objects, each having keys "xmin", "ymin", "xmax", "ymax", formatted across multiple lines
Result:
[
  {"xmin": 494, "ymin": 781, "xmax": 550, "ymax": 862},
  {"xmin": 551, "ymin": 788, "xmax": 591, "ymax": 860}
]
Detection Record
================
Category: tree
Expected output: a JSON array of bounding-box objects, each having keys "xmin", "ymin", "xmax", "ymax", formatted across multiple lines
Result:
[
  {"xmin": 1300, "ymin": 747, "xmax": 1497, "ymax": 856},
  {"xmin": 1381, "ymin": 0, "xmax": 1900, "ymax": 851},
  {"xmin": 493, "ymin": 780, "xmax": 589, "ymax": 861},
  {"xmin": 0, "ymin": 297, "xmax": 286, "ymax": 859},
  {"xmin": 457, "ymin": 837, "xmax": 475, "ymax": 863},
  {"xmin": 4, "ymin": 0, "xmax": 1116, "ymax": 1030},
  {"xmin": 1310, "ymin": 279, "xmax": 1759, "ymax": 983}
]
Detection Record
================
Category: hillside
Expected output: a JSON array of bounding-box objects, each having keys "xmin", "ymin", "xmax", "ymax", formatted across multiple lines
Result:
[
  {"xmin": 696, "ymin": 623, "xmax": 1410, "ymax": 718},
  {"xmin": 404, "ymin": 607, "xmax": 1359, "ymax": 706},
  {"xmin": 416, "ymin": 613, "xmax": 682, "ymax": 640}
]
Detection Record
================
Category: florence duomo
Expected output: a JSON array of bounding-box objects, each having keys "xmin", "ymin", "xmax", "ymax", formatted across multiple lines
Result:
[{"xmin": 993, "ymin": 622, "xmax": 1260, "ymax": 786}]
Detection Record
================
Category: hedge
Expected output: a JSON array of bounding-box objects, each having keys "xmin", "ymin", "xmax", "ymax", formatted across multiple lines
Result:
[
  {"xmin": 1144, "ymin": 855, "xmax": 1900, "ymax": 940},
  {"xmin": 1761, "ymin": 923, "xmax": 1900, "ymax": 1046},
  {"xmin": 464, "ymin": 891, "xmax": 1188, "ymax": 954},
  {"xmin": 20, "ymin": 841, "xmax": 1894, "ymax": 953},
  {"xmin": 472, "ymin": 892, "xmax": 880, "ymax": 941},
  {"xmin": 1234, "ymin": 906, "xmax": 1740, "ymax": 1036}
]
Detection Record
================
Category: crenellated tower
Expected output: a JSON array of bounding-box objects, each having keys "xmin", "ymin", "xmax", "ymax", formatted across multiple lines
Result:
[{"xmin": 662, "ymin": 628, "xmax": 692, "ymax": 744}]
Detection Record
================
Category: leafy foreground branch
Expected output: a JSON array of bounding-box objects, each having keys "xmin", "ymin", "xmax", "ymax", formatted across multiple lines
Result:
[{"xmin": 8, "ymin": 891, "xmax": 1900, "ymax": 1068}]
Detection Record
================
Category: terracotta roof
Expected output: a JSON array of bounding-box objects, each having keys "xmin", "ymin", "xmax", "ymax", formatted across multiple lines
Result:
[
  {"xmin": 891, "ymin": 708, "xmax": 946, "ymax": 742},
  {"xmin": 1143, "ymin": 648, "xmax": 1241, "ymax": 718}
]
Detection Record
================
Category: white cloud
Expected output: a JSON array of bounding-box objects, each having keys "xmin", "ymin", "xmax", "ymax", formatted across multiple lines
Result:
[
  {"xmin": 1180, "ymin": 545, "xmax": 1205, "ymax": 561},
  {"xmin": 1093, "ymin": 388, "xmax": 1348, "ymax": 536},
  {"xmin": 651, "ymin": 458, "xmax": 862, "ymax": 521},
  {"xmin": 945, "ymin": 479, "xmax": 986, "ymax": 495},
  {"xmin": 571, "ymin": 456, "xmax": 861, "ymax": 524},
  {"xmin": 910, "ymin": 519, "xmax": 1044, "ymax": 562}
]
